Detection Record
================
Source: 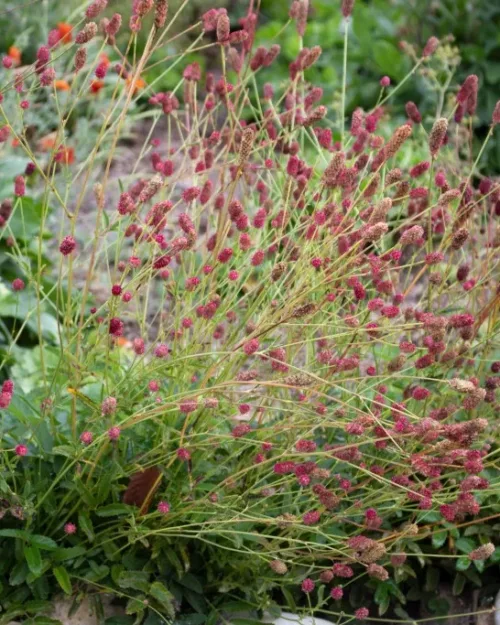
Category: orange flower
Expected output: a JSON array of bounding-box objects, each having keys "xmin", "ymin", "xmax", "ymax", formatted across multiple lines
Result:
[
  {"xmin": 126, "ymin": 75, "xmax": 146, "ymax": 95},
  {"xmin": 54, "ymin": 79, "xmax": 71, "ymax": 91},
  {"xmin": 38, "ymin": 132, "xmax": 58, "ymax": 152},
  {"xmin": 115, "ymin": 337, "xmax": 132, "ymax": 348},
  {"xmin": 99, "ymin": 53, "xmax": 111, "ymax": 67},
  {"xmin": 8, "ymin": 46, "xmax": 21, "ymax": 66},
  {"xmin": 90, "ymin": 79, "xmax": 105, "ymax": 94},
  {"xmin": 56, "ymin": 146, "xmax": 75, "ymax": 165},
  {"xmin": 11, "ymin": 137, "xmax": 20, "ymax": 148},
  {"xmin": 57, "ymin": 22, "xmax": 73, "ymax": 44}
]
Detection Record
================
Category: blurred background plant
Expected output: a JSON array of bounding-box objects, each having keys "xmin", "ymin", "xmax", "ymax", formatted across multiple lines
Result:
[{"xmin": 3, "ymin": 0, "xmax": 499, "ymax": 167}]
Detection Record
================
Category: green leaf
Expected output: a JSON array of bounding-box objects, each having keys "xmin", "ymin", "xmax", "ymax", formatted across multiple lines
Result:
[
  {"xmin": 183, "ymin": 589, "xmax": 206, "ymax": 614},
  {"xmin": 53, "ymin": 546, "xmax": 87, "ymax": 562},
  {"xmin": 393, "ymin": 606, "xmax": 411, "ymax": 620},
  {"xmin": 374, "ymin": 583, "xmax": 390, "ymax": 616},
  {"xmin": 464, "ymin": 568, "xmax": 482, "ymax": 587},
  {"xmin": 52, "ymin": 445, "xmax": 76, "ymax": 458},
  {"xmin": 25, "ymin": 600, "xmax": 53, "ymax": 614},
  {"xmin": 178, "ymin": 573, "xmax": 203, "ymax": 594},
  {"xmin": 218, "ymin": 601, "xmax": 256, "ymax": 613},
  {"xmin": 428, "ymin": 597, "xmax": 450, "ymax": 615},
  {"xmin": 30, "ymin": 535, "xmax": 58, "ymax": 551},
  {"xmin": 53, "ymin": 566, "xmax": 72, "ymax": 595},
  {"xmin": 431, "ymin": 530, "xmax": 447, "ymax": 548},
  {"xmin": 32, "ymin": 574, "xmax": 50, "ymax": 600},
  {"xmin": 455, "ymin": 537, "xmax": 475, "ymax": 553},
  {"xmin": 452, "ymin": 573, "xmax": 466, "ymax": 596},
  {"xmin": 25, "ymin": 618, "xmax": 64, "ymax": 625},
  {"xmin": 0, "ymin": 608, "xmax": 25, "ymax": 625},
  {"xmin": 281, "ymin": 588, "xmax": 296, "ymax": 612},
  {"xmin": 103, "ymin": 540, "xmax": 120, "ymax": 563},
  {"xmin": 164, "ymin": 547, "xmax": 185, "ymax": 577},
  {"xmin": 118, "ymin": 571, "xmax": 150, "ymax": 593},
  {"xmin": 425, "ymin": 567, "xmax": 440, "ymax": 592},
  {"xmin": 78, "ymin": 511, "xmax": 95, "ymax": 542},
  {"xmin": 173, "ymin": 616, "xmax": 206, "ymax": 625},
  {"xmin": 9, "ymin": 561, "xmax": 29, "ymax": 586},
  {"xmin": 373, "ymin": 40, "xmax": 403, "ymax": 78},
  {"xmin": 149, "ymin": 581, "xmax": 175, "ymax": 618},
  {"xmin": 385, "ymin": 580, "xmax": 405, "ymax": 604},
  {"xmin": 143, "ymin": 612, "xmax": 166, "ymax": 625},
  {"xmin": 456, "ymin": 556, "xmax": 471, "ymax": 571},
  {"xmin": 125, "ymin": 598, "xmax": 145, "ymax": 616},
  {"xmin": 86, "ymin": 563, "xmax": 109, "ymax": 582},
  {"xmin": 34, "ymin": 421, "xmax": 54, "ymax": 453},
  {"xmin": 96, "ymin": 504, "xmax": 132, "ymax": 517},
  {"xmin": 0, "ymin": 528, "xmax": 29, "ymax": 539},
  {"xmin": 24, "ymin": 544, "xmax": 43, "ymax": 577}
]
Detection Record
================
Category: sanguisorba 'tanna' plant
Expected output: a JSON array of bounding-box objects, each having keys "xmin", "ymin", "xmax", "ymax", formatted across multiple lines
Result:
[{"xmin": 0, "ymin": 0, "xmax": 499, "ymax": 621}]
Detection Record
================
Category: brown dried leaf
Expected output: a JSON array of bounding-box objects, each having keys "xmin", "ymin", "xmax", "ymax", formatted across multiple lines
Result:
[{"xmin": 123, "ymin": 466, "xmax": 161, "ymax": 515}]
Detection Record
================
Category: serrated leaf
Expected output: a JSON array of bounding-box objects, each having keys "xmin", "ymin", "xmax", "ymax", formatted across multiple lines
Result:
[
  {"xmin": 125, "ymin": 598, "xmax": 145, "ymax": 616},
  {"xmin": 118, "ymin": 571, "xmax": 150, "ymax": 593},
  {"xmin": 150, "ymin": 581, "xmax": 175, "ymax": 618},
  {"xmin": 164, "ymin": 547, "xmax": 185, "ymax": 578},
  {"xmin": 86, "ymin": 563, "xmax": 109, "ymax": 582},
  {"xmin": 24, "ymin": 544, "xmax": 43, "ymax": 577},
  {"xmin": 53, "ymin": 566, "xmax": 72, "ymax": 594}
]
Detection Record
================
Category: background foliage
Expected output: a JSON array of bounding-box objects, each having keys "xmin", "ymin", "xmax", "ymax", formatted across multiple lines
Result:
[{"xmin": 3, "ymin": 0, "xmax": 498, "ymax": 169}]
